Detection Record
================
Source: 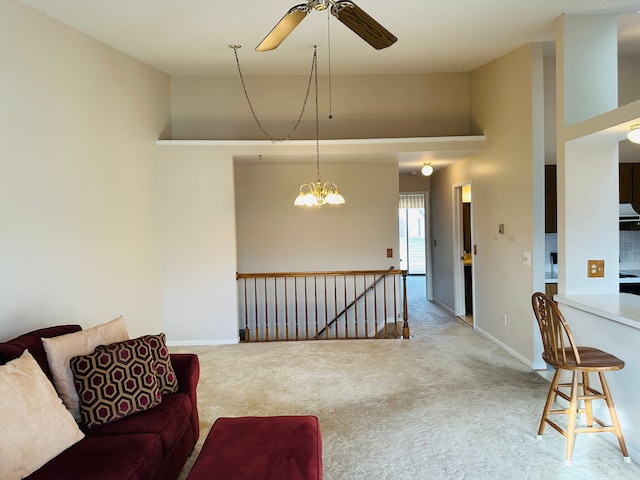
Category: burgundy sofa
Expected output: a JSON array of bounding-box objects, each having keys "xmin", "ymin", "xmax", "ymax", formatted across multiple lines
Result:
[{"xmin": 0, "ymin": 325, "xmax": 200, "ymax": 480}]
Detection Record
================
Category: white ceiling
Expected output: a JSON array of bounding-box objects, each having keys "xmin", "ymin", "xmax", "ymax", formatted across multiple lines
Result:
[
  {"xmin": 19, "ymin": 0, "xmax": 640, "ymax": 75},
  {"xmin": 19, "ymin": 0, "xmax": 640, "ymax": 173}
]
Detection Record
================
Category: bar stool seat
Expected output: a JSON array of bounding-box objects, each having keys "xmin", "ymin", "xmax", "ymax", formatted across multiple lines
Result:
[{"xmin": 531, "ymin": 292, "xmax": 630, "ymax": 466}]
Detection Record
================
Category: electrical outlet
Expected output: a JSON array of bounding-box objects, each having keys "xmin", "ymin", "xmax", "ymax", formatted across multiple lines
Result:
[{"xmin": 587, "ymin": 260, "xmax": 604, "ymax": 278}]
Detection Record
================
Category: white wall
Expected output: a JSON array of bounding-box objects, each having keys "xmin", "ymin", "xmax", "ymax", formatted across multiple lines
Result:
[
  {"xmin": 430, "ymin": 44, "xmax": 546, "ymax": 366},
  {"xmin": 619, "ymin": 55, "xmax": 640, "ymax": 163},
  {"xmin": 556, "ymin": 14, "xmax": 620, "ymax": 296},
  {"xmin": 560, "ymin": 305, "xmax": 640, "ymax": 461},
  {"xmin": 235, "ymin": 162, "xmax": 400, "ymax": 273},
  {"xmin": 546, "ymin": 54, "xmax": 640, "ymax": 165},
  {"xmin": 558, "ymin": 15, "xmax": 618, "ymax": 127},
  {"xmin": 157, "ymin": 147, "xmax": 239, "ymax": 344},
  {"xmin": 0, "ymin": 0, "xmax": 171, "ymax": 340}
]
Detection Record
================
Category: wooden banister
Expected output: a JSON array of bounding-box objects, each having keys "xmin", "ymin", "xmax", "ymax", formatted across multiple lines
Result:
[{"xmin": 236, "ymin": 269, "xmax": 408, "ymax": 342}]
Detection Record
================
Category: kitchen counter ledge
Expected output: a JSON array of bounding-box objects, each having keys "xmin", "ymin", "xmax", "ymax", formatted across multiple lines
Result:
[{"xmin": 555, "ymin": 293, "xmax": 640, "ymax": 330}]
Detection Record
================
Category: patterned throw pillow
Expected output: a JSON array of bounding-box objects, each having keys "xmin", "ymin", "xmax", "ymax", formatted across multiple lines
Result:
[
  {"xmin": 140, "ymin": 333, "xmax": 178, "ymax": 395},
  {"xmin": 70, "ymin": 338, "xmax": 161, "ymax": 428}
]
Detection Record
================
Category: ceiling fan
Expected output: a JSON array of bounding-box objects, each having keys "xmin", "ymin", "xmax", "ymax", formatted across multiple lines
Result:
[{"xmin": 256, "ymin": 0, "xmax": 397, "ymax": 52}]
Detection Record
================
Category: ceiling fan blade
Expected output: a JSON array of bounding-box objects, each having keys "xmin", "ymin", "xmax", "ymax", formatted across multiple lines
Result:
[
  {"xmin": 256, "ymin": 4, "xmax": 309, "ymax": 51},
  {"xmin": 331, "ymin": 1, "xmax": 397, "ymax": 50}
]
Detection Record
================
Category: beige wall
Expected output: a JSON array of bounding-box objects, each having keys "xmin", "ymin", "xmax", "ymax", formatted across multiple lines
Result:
[
  {"xmin": 235, "ymin": 162, "xmax": 400, "ymax": 273},
  {"xmin": 157, "ymin": 147, "xmax": 239, "ymax": 344},
  {"xmin": 430, "ymin": 43, "xmax": 545, "ymax": 366},
  {"xmin": 0, "ymin": 0, "xmax": 171, "ymax": 340},
  {"xmin": 619, "ymin": 55, "xmax": 640, "ymax": 106},
  {"xmin": 169, "ymin": 71, "xmax": 461, "ymax": 327},
  {"xmin": 170, "ymin": 73, "xmax": 470, "ymax": 140},
  {"xmin": 399, "ymin": 174, "xmax": 430, "ymax": 193}
]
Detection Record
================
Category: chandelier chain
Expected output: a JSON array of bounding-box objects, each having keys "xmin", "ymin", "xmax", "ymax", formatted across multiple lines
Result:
[
  {"xmin": 326, "ymin": 8, "xmax": 333, "ymax": 120},
  {"xmin": 313, "ymin": 46, "xmax": 320, "ymax": 179},
  {"xmin": 232, "ymin": 45, "xmax": 316, "ymax": 143}
]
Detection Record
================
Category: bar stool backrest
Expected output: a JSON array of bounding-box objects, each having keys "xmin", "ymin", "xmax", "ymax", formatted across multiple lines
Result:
[{"xmin": 531, "ymin": 292, "xmax": 581, "ymax": 367}]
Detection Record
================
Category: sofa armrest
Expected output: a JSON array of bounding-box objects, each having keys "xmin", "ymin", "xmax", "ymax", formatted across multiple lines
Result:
[{"xmin": 170, "ymin": 353, "xmax": 200, "ymax": 443}]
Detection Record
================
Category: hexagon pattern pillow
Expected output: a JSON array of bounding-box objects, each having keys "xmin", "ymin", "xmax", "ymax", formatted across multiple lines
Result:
[
  {"xmin": 70, "ymin": 337, "xmax": 161, "ymax": 428},
  {"xmin": 140, "ymin": 333, "xmax": 178, "ymax": 395}
]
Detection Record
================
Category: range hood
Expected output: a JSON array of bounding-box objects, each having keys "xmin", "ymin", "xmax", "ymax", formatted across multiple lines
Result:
[{"xmin": 620, "ymin": 203, "xmax": 640, "ymax": 222}]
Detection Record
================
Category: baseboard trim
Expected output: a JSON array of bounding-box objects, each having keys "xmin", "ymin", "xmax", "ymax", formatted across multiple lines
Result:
[
  {"xmin": 475, "ymin": 326, "xmax": 546, "ymax": 370},
  {"xmin": 432, "ymin": 298, "xmax": 455, "ymax": 315},
  {"xmin": 167, "ymin": 338, "xmax": 238, "ymax": 347}
]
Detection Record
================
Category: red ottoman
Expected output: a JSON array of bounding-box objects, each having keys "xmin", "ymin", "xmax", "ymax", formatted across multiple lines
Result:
[{"xmin": 186, "ymin": 415, "xmax": 323, "ymax": 480}]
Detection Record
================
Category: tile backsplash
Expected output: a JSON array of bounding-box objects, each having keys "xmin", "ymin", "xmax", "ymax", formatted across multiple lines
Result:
[
  {"xmin": 544, "ymin": 230, "xmax": 640, "ymax": 270},
  {"xmin": 620, "ymin": 230, "xmax": 640, "ymax": 263}
]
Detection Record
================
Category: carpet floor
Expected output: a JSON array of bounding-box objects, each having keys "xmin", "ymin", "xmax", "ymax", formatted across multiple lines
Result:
[{"xmin": 173, "ymin": 276, "xmax": 639, "ymax": 479}]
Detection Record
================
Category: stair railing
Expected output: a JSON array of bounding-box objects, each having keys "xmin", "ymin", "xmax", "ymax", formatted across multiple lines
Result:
[{"xmin": 236, "ymin": 269, "xmax": 408, "ymax": 342}]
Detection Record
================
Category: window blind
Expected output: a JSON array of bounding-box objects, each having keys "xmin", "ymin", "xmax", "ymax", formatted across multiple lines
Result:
[{"xmin": 399, "ymin": 194, "xmax": 424, "ymax": 209}]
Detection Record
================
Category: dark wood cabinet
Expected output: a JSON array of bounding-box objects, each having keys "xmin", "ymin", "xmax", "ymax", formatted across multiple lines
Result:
[
  {"xmin": 631, "ymin": 165, "xmax": 640, "ymax": 213},
  {"xmin": 619, "ymin": 164, "xmax": 640, "ymax": 213},
  {"xmin": 545, "ymin": 282, "xmax": 558, "ymax": 299},
  {"xmin": 620, "ymin": 163, "xmax": 633, "ymax": 204},
  {"xmin": 545, "ymin": 165, "xmax": 557, "ymax": 233}
]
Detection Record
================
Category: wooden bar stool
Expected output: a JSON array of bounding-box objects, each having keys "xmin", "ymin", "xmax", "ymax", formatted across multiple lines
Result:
[{"xmin": 531, "ymin": 292, "xmax": 630, "ymax": 465}]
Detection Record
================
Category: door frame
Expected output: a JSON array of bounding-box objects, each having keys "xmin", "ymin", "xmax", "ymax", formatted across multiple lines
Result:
[
  {"xmin": 452, "ymin": 182, "xmax": 474, "ymax": 321},
  {"xmin": 425, "ymin": 191, "xmax": 433, "ymax": 300}
]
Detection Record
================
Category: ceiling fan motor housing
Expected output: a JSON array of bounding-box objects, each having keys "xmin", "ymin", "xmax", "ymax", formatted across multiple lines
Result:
[{"xmin": 311, "ymin": 0, "xmax": 331, "ymax": 11}]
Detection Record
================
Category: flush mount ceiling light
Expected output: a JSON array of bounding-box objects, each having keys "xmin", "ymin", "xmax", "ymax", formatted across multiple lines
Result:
[
  {"xmin": 421, "ymin": 163, "xmax": 434, "ymax": 176},
  {"xmin": 628, "ymin": 124, "xmax": 640, "ymax": 144},
  {"xmin": 294, "ymin": 46, "xmax": 345, "ymax": 208}
]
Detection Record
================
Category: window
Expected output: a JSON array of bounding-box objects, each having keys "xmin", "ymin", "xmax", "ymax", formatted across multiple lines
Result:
[{"xmin": 399, "ymin": 194, "xmax": 426, "ymax": 274}]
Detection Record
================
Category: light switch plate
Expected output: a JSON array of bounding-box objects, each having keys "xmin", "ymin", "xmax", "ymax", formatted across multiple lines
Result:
[{"xmin": 523, "ymin": 252, "xmax": 531, "ymax": 266}]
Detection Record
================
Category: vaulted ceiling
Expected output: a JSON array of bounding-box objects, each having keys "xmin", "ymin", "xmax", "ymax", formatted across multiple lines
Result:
[{"xmin": 20, "ymin": 0, "xmax": 640, "ymax": 172}]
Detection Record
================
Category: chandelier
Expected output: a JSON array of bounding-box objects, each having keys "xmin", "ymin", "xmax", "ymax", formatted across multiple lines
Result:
[
  {"xmin": 294, "ymin": 46, "xmax": 345, "ymax": 207},
  {"xmin": 294, "ymin": 181, "xmax": 345, "ymax": 206}
]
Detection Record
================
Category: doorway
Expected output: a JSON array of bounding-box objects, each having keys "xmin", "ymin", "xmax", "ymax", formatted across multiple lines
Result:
[
  {"xmin": 453, "ymin": 184, "xmax": 473, "ymax": 326},
  {"xmin": 399, "ymin": 193, "xmax": 432, "ymax": 300}
]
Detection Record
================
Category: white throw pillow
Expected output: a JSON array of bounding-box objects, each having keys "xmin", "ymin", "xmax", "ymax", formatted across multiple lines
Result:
[
  {"xmin": 0, "ymin": 350, "xmax": 84, "ymax": 480},
  {"xmin": 42, "ymin": 315, "xmax": 129, "ymax": 421}
]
